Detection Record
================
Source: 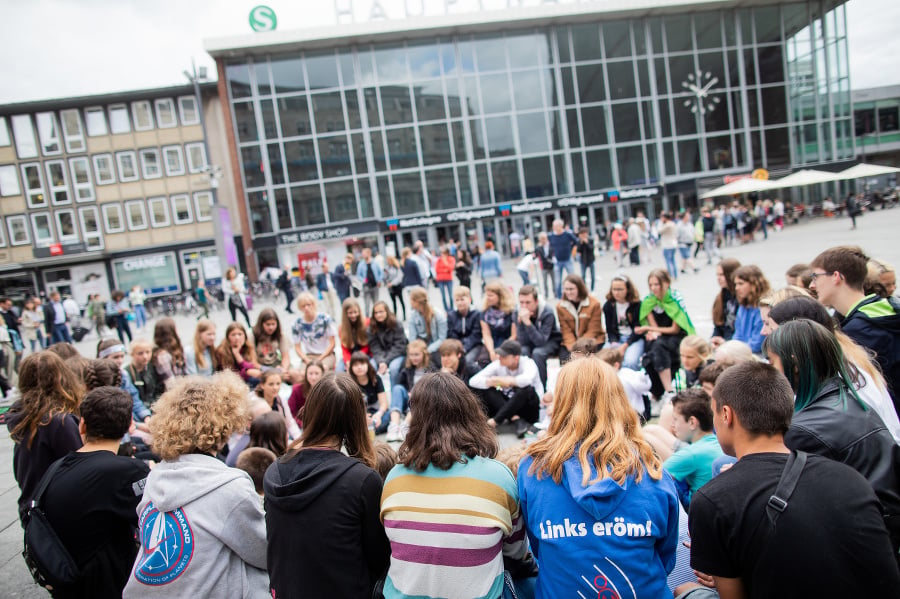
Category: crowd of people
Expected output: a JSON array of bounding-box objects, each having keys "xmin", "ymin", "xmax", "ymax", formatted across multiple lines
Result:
[{"xmin": 4, "ymin": 221, "xmax": 900, "ymax": 598}]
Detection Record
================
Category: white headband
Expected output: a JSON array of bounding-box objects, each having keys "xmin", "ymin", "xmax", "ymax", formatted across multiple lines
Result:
[{"xmin": 99, "ymin": 344, "xmax": 126, "ymax": 359}]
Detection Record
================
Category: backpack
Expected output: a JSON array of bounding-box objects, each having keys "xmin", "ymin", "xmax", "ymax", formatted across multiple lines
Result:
[{"xmin": 22, "ymin": 458, "xmax": 81, "ymax": 589}]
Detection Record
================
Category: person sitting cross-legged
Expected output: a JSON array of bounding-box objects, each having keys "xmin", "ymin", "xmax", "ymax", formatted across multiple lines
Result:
[{"xmin": 470, "ymin": 340, "xmax": 542, "ymax": 438}]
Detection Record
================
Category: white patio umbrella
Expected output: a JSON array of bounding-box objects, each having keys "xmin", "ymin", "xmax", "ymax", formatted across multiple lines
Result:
[
  {"xmin": 699, "ymin": 177, "xmax": 780, "ymax": 199},
  {"xmin": 767, "ymin": 169, "xmax": 841, "ymax": 189},
  {"xmin": 836, "ymin": 163, "xmax": 900, "ymax": 180}
]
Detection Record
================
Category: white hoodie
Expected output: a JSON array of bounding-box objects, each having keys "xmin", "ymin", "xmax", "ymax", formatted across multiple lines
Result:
[{"xmin": 123, "ymin": 454, "xmax": 269, "ymax": 598}]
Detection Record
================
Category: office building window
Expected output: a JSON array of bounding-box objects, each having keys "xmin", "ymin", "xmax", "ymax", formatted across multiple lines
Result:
[
  {"xmin": 132, "ymin": 101, "xmax": 154, "ymax": 130},
  {"xmin": 84, "ymin": 107, "xmax": 108, "ymax": 136},
  {"xmin": 102, "ymin": 203, "xmax": 125, "ymax": 233},
  {"xmin": 78, "ymin": 206, "xmax": 103, "ymax": 250},
  {"xmin": 55, "ymin": 209, "xmax": 78, "ymax": 242},
  {"xmin": 140, "ymin": 148, "xmax": 162, "ymax": 179},
  {"xmin": 163, "ymin": 145, "xmax": 185, "ymax": 176},
  {"xmin": 116, "ymin": 151, "xmax": 139, "ymax": 182},
  {"xmin": 45, "ymin": 160, "xmax": 71, "ymax": 205},
  {"xmin": 11, "ymin": 115, "xmax": 38, "ymax": 158},
  {"xmin": 0, "ymin": 165, "xmax": 20, "ymax": 196},
  {"xmin": 125, "ymin": 200, "xmax": 148, "ymax": 230},
  {"xmin": 36, "ymin": 112, "xmax": 62, "ymax": 155},
  {"xmin": 194, "ymin": 191, "xmax": 213, "ymax": 221},
  {"xmin": 69, "ymin": 157, "xmax": 95, "ymax": 202},
  {"xmin": 109, "ymin": 104, "xmax": 131, "ymax": 134},
  {"xmin": 93, "ymin": 154, "xmax": 116, "ymax": 185},
  {"xmin": 31, "ymin": 212, "xmax": 54, "ymax": 246},
  {"xmin": 60, "ymin": 109, "xmax": 86, "ymax": 152},
  {"xmin": 171, "ymin": 194, "xmax": 193, "ymax": 224},
  {"xmin": 148, "ymin": 196, "xmax": 170, "ymax": 227},
  {"xmin": 7, "ymin": 215, "xmax": 29, "ymax": 245},
  {"xmin": 155, "ymin": 99, "xmax": 177, "ymax": 128},
  {"xmin": 178, "ymin": 96, "xmax": 200, "ymax": 125},
  {"xmin": 21, "ymin": 163, "xmax": 46, "ymax": 207},
  {"xmin": 0, "ymin": 117, "xmax": 9, "ymax": 146},
  {"xmin": 186, "ymin": 143, "xmax": 207, "ymax": 173}
]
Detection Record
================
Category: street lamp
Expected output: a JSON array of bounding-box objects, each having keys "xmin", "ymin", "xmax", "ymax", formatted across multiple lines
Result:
[{"xmin": 184, "ymin": 60, "xmax": 231, "ymax": 286}]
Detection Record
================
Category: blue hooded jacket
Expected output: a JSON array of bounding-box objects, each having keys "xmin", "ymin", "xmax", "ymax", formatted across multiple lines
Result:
[{"xmin": 518, "ymin": 453, "xmax": 679, "ymax": 599}]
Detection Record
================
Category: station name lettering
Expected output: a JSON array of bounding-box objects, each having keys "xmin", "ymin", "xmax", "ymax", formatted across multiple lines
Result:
[
  {"xmin": 334, "ymin": 0, "xmax": 614, "ymax": 24},
  {"xmin": 558, "ymin": 195, "xmax": 605, "ymax": 207},
  {"xmin": 447, "ymin": 208, "xmax": 495, "ymax": 221},
  {"xmin": 398, "ymin": 216, "xmax": 442, "ymax": 227},
  {"xmin": 539, "ymin": 517, "xmax": 653, "ymax": 540}
]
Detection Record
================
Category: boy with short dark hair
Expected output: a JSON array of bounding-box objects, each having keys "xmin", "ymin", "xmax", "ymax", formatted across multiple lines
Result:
[
  {"xmin": 236, "ymin": 447, "xmax": 277, "ymax": 496},
  {"xmin": 663, "ymin": 389, "xmax": 723, "ymax": 507}
]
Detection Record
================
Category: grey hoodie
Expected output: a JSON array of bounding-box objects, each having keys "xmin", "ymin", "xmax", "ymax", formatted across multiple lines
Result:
[{"xmin": 123, "ymin": 454, "xmax": 269, "ymax": 598}]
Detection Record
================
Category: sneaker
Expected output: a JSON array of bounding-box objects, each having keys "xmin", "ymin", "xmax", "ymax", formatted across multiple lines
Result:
[
  {"xmin": 386, "ymin": 422, "xmax": 403, "ymax": 442},
  {"xmin": 515, "ymin": 419, "xmax": 531, "ymax": 438},
  {"xmin": 399, "ymin": 422, "xmax": 410, "ymax": 439}
]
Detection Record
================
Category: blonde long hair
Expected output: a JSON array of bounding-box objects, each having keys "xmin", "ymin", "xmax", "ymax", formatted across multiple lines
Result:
[
  {"xmin": 193, "ymin": 319, "xmax": 216, "ymax": 370},
  {"xmin": 483, "ymin": 281, "xmax": 515, "ymax": 313},
  {"xmin": 409, "ymin": 287, "xmax": 435, "ymax": 338},
  {"xmin": 526, "ymin": 357, "xmax": 662, "ymax": 486}
]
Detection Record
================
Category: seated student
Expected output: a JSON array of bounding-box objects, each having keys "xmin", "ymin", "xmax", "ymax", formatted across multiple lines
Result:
[
  {"xmin": 602, "ymin": 274, "xmax": 644, "ymax": 371},
  {"xmin": 662, "ymin": 389, "xmax": 724, "ymax": 509},
  {"xmin": 253, "ymin": 370, "xmax": 300, "ymax": 441},
  {"xmin": 225, "ymin": 399, "xmax": 274, "ymax": 467},
  {"xmin": 39, "ymin": 387, "xmax": 150, "ymax": 598},
  {"xmin": 672, "ymin": 335, "xmax": 713, "ymax": 392},
  {"xmin": 556, "ymin": 273, "xmax": 605, "ymax": 364},
  {"xmin": 338, "ymin": 298, "xmax": 369, "ymax": 370},
  {"xmin": 215, "ymin": 322, "xmax": 263, "ymax": 384},
  {"xmin": 251, "ymin": 309, "xmax": 299, "ymax": 384},
  {"xmin": 286, "ymin": 359, "xmax": 325, "ymax": 428},
  {"xmin": 367, "ymin": 301, "xmax": 408, "ymax": 387},
  {"xmin": 480, "ymin": 282, "xmax": 517, "ymax": 361},
  {"xmin": 637, "ymin": 269, "xmax": 695, "ymax": 397},
  {"xmin": 236, "ymin": 447, "xmax": 277, "ymax": 498},
  {"xmin": 387, "ymin": 340, "xmax": 437, "ymax": 442},
  {"xmin": 372, "ymin": 441, "xmax": 398, "ymax": 481},
  {"xmin": 470, "ymin": 340, "xmax": 543, "ymax": 438},
  {"xmin": 125, "ymin": 340, "xmax": 164, "ymax": 410},
  {"xmin": 437, "ymin": 339, "xmax": 478, "ymax": 382},
  {"xmin": 446, "ymin": 286, "xmax": 488, "ymax": 371},
  {"xmin": 687, "ymin": 361, "xmax": 900, "ymax": 599},
  {"xmin": 731, "ymin": 265, "xmax": 770, "ymax": 354},
  {"xmin": 184, "ymin": 319, "xmax": 219, "ymax": 376},
  {"xmin": 515, "ymin": 284, "xmax": 561, "ymax": 387},
  {"xmin": 598, "ymin": 346, "xmax": 652, "ymax": 423},
  {"xmin": 348, "ymin": 351, "xmax": 390, "ymax": 435},
  {"xmin": 97, "ymin": 338, "xmax": 150, "ymax": 428},
  {"xmin": 291, "ymin": 292, "xmax": 337, "ymax": 372}
]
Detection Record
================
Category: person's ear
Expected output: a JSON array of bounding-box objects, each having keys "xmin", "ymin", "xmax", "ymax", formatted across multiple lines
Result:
[
  {"xmin": 78, "ymin": 418, "xmax": 87, "ymax": 437},
  {"xmin": 720, "ymin": 405, "xmax": 734, "ymax": 429}
]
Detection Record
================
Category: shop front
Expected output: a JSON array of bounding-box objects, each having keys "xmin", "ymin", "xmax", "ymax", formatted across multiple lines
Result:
[
  {"xmin": 42, "ymin": 262, "xmax": 111, "ymax": 306},
  {"xmin": 254, "ymin": 221, "xmax": 381, "ymax": 276},
  {"xmin": 111, "ymin": 253, "xmax": 182, "ymax": 297}
]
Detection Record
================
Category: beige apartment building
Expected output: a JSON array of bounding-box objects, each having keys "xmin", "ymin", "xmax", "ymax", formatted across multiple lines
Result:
[{"xmin": 0, "ymin": 83, "xmax": 242, "ymax": 304}]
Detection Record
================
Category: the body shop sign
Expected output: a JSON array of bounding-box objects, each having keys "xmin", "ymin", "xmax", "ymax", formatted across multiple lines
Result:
[{"xmin": 112, "ymin": 253, "xmax": 181, "ymax": 296}]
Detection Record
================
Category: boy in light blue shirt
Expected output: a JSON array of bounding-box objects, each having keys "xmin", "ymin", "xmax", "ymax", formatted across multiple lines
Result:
[{"xmin": 663, "ymin": 388, "xmax": 723, "ymax": 508}]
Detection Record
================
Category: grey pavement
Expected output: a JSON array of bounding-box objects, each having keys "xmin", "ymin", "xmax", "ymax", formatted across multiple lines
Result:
[{"xmin": 1, "ymin": 208, "xmax": 898, "ymax": 596}]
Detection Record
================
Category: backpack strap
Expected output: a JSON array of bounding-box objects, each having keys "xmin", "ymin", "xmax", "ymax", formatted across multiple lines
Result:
[
  {"xmin": 30, "ymin": 457, "xmax": 67, "ymax": 510},
  {"xmin": 765, "ymin": 450, "xmax": 807, "ymax": 527}
]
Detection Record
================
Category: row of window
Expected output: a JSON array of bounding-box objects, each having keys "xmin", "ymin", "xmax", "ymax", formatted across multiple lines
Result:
[
  {"xmin": 1, "ymin": 192, "xmax": 214, "ymax": 250},
  {"xmin": 0, "ymin": 143, "xmax": 208, "ymax": 207},
  {"xmin": 0, "ymin": 96, "xmax": 200, "ymax": 160}
]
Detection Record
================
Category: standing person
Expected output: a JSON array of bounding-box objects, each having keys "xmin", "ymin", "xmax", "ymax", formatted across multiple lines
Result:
[
  {"xmin": 576, "ymin": 227, "xmax": 596, "ymax": 291},
  {"xmin": 454, "ymin": 249, "xmax": 473, "ymax": 291},
  {"xmin": 610, "ymin": 223, "xmax": 629, "ymax": 267},
  {"xmin": 332, "ymin": 254, "xmax": 354, "ymax": 306},
  {"xmin": 355, "ymin": 247, "xmax": 383, "ymax": 316},
  {"xmin": 316, "ymin": 262, "xmax": 340, "ymax": 319},
  {"xmin": 129, "ymin": 286, "xmax": 147, "ymax": 330},
  {"xmin": 480, "ymin": 282, "xmax": 517, "ymax": 362},
  {"xmin": 434, "ymin": 247, "xmax": 456, "ymax": 312},
  {"xmin": 399, "ymin": 247, "xmax": 423, "ymax": 318},
  {"xmin": 384, "ymin": 255, "xmax": 405, "ymax": 321},
  {"xmin": 87, "ymin": 294, "xmax": 107, "ymax": 337},
  {"xmin": 446, "ymin": 286, "xmax": 488, "ymax": 373},
  {"xmin": 194, "ymin": 281, "xmax": 210, "ymax": 319},
  {"xmin": 37, "ymin": 387, "xmax": 150, "ymax": 599},
  {"xmin": 765, "ymin": 319, "xmax": 900, "ymax": 551},
  {"xmin": 534, "ymin": 232, "xmax": 555, "ymax": 299},
  {"xmin": 25, "ymin": 296, "xmax": 46, "ymax": 350},
  {"xmin": 516, "ymin": 284, "xmax": 561, "ymax": 388},
  {"xmin": 276, "ymin": 265, "xmax": 295, "ymax": 314},
  {"xmin": 478, "ymin": 241, "xmax": 503, "ymax": 292},
  {"xmin": 637, "ymin": 269, "xmax": 695, "ymax": 397},
  {"xmin": 809, "ymin": 245, "xmax": 900, "ymax": 406},
  {"xmin": 291, "ymin": 292, "xmax": 337, "ymax": 372},
  {"xmin": 658, "ymin": 212, "xmax": 679, "ymax": 280},
  {"xmin": 108, "ymin": 290, "xmax": 133, "ymax": 345},
  {"xmin": 677, "ymin": 212, "xmax": 699, "ymax": 273},
  {"xmin": 602, "ymin": 274, "xmax": 644, "ymax": 371},
  {"xmin": 46, "ymin": 291, "xmax": 73, "ymax": 344},
  {"xmin": 626, "ymin": 218, "xmax": 642, "ymax": 266},
  {"xmin": 731, "ymin": 265, "xmax": 770, "ymax": 354},
  {"xmin": 689, "ymin": 361, "xmax": 900, "ymax": 598},
  {"xmin": 367, "ymin": 301, "xmax": 408, "ymax": 387},
  {"xmin": 710, "ymin": 258, "xmax": 742, "ymax": 348},
  {"xmin": 380, "ymin": 372, "xmax": 534, "ymax": 598},
  {"xmin": 701, "ymin": 208, "xmax": 718, "ymax": 264},
  {"xmin": 846, "ymin": 192, "xmax": 861, "ymax": 229},
  {"xmin": 408, "ymin": 287, "xmax": 448, "ymax": 357},
  {"xmin": 556, "ymin": 274, "xmax": 605, "ymax": 364},
  {"xmin": 548, "ymin": 219, "xmax": 578, "ymax": 297},
  {"xmin": 470, "ymin": 340, "xmax": 543, "ymax": 438},
  {"xmin": 20, "ymin": 297, "xmax": 42, "ymax": 354},
  {"xmin": 185, "ymin": 319, "xmax": 218, "ymax": 376},
  {"xmin": 518, "ymin": 357, "xmax": 678, "ymax": 598},
  {"xmin": 123, "ymin": 372, "xmax": 268, "ymax": 598},
  {"xmin": 264, "ymin": 372, "xmax": 390, "ymax": 599},
  {"xmin": 772, "ymin": 198, "xmax": 785, "ymax": 231},
  {"xmin": 509, "ymin": 229, "xmax": 523, "ymax": 257},
  {"xmin": 7, "ymin": 351, "xmax": 83, "ymax": 525},
  {"xmin": 224, "ymin": 267, "xmax": 252, "ymax": 327}
]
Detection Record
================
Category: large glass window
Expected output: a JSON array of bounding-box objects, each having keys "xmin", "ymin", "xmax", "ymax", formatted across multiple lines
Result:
[
  {"xmin": 581, "ymin": 105, "xmax": 608, "ymax": 146},
  {"xmin": 0, "ymin": 165, "xmax": 20, "ymax": 197},
  {"xmin": 517, "ymin": 113, "xmax": 549, "ymax": 154},
  {"xmin": 284, "ymin": 140, "xmax": 318, "ymax": 181},
  {"xmin": 270, "ymin": 56, "xmax": 305, "ymax": 93},
  {"xmin": 485, "ymin": 116, "xmax": 515, "ymax": 157},
  {"xmin": 607, "ymin": 62, "xmax": 637, "ymax": 100},
  {"xmin": 242, "ymin": 146, "xmax": 266, "ymax": 188},
  {"xmin": 55, "ymin": 210, "xmax": 78, "ymax": 242},
  {"xmin": 386, "ymin": 128, "xmax": 418, "ymax": 169},
  {"xmin": 571, "ymin": 24, "xmax": 602, "ymax": 61},
  {"xmin": 290, "ymin": 184, "xmax": 326, "ymax": 227},
  {"xmin": 248, "ymin": 191, "xmax": 273, "ymax": 234},
  {"xmin": 392, "ymin": 172, "xmax": 425, "ymax": 215},
  {"xmin": 276, "ymin": 96, "xmax": 311, "ymax": 137},
  {"xmin": 585, "ymin": 149, "xmax": 614, "ymax": 189},
  {"xmin": 60, "ymin": 109, "xmax": 86, "ymax": 152},
  {"xmin": 108, "ymin": 104, "xmax": 131, "ymax": 134},
  {"xmin": 79, "ymin": 206, "xmax": 103, "ymax": 250},
  {"xmin": 426, "ymin": 168, "xmax": 458, "ymax": 210},
  {"xmin": 306, "ymin": 52, "xmax": 341, "ymax": 89},
  {"xmin": 324, "ymin": 180, "xmax": 358, "ymax": 222},
  {"xmin": 420, "ymin": 123, "xmax": 453, "ymax": 166},
  {"xmin": 235, "ymin": 101, "xmax": 259, "ymax": 142},
  {"xmin": 576, "ymin": 64, "xmax": 606, "ymax": 103},
  {"xmin": 67, "ymin": 157, "xmax": 93, "ymax": 202},
  {"xmin": 318, "ymin": 135, "xmax": 353, "ymax": 178},
  {"xmin": 381, "ymin": 86, "xmax": 414, "ymax": 125},
  {"xmin": 490, "ymin": 160, "xmax": 521, "ymax": 202},
  {"xmin": 522, "ymin": 156, "xmax": 553, "ymax": 198},
  {"xmin": 21, "ymin": 163, "xmax": 46, "ymax": 207},
  {"xmin": 312, "ymin": 92, "xmax": 345, "ymax": 132},
  {"xmin": 84, "ymin": 107, "xmax": 108, "ymax": 137},
  {"xmin": 480, "ymin": 73, "xmax": 512, "ymax": 114},
  {"xmin": 612, "ymin": 104, "xmax": 642, "ymax": 142},
  {"xmin": 11, "ymin": 115, "xmax": 38, "ymax": 158}
]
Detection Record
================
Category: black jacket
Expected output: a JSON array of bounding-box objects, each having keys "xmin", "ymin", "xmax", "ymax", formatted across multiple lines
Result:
[
  {"xmin": 576, "ymin": 239, "xmax": 595, "ymax": 266},
  {"xmin": 368, "ymin": 322, "xmax": 408, "ymax": 366},
  {"xmin": 396, "ymin": 363, "xmax": 439, "ymax": 392},
  {"xmin": 264, "ymin": 449, "xmax": 390, "ymax": 599},
  {"xmin": 332, "ymin": 264, "xmax": 351, "ymax": 297},
  {"xmin": 42, "ymin": 302, "xmax": 57, "ymax": 336},
  {"xmin": 447, "ymin": 308, "xmax": 484, "ymax": 353},
  {"xmin": 516, "ymin": 304, "xmax": 561, "ymax": 350},
  {"xmin": 401, "ymin": 260, "xmax": 423, "ymax": 287},
  {"xmin": 840, "ymin": 294, "xmax": 900, "ymax": 410},
  {"xmin": 785, "ymin": 378, "xmax": 900, "ymax": 547},
  {"xmin": 602, "ymin": 300, "xmax": 643, "ymax": 346},
  {"xmin": 535, "ymin": 244, "xmax": 554, "ymax": 271}
]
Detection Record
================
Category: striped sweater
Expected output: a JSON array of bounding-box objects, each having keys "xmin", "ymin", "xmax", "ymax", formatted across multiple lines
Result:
[{"xmin": 380, "ymin": 456, "xmax": 528, "ymax": 599}]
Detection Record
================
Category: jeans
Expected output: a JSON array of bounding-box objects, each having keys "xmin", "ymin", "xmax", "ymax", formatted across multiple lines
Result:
[
  {"xmin": 610, "ymin": 338, "xmax": 645, "ymax": 371},
  {"xmin": 629, "ymin": 246, "xmax": 640, "ymax": 266},
  {"xmin": 521, "ymin": 340, "xmax": 560, "ymax": 387},
  {"xmin": 437, "ymin": 280, "xmax": 453, "ymax": 312},
  {"xmin": 703, "ymin": 232, "xmax": 718, "ymax": 264},
  {"xmin": 133, "ymin": 304, "xmax": 147, "ymax": 329},
  {"xmin": 390, "ymin": 385, "xmax": 410, "ymax": 415},
  {"xmin": 663, "ymin": 248, "xmax": 678, "ymax": 279},
  {"xmin": 580, "ymin": 262, "xmax": 595, "ymax": 291},
  {"xmin": 517, "ymin": 270, "xmax": 530, "ymax": 285},
  {"xmin": 51, "ymin": 323, "xmax": 73, "ymax": 344},
  {"xmin": 367, "ymin": 405, "xmax": 390, "ymax": 434},
  {"xmin": 538, "ymin": 269, "xmax": 555, "ymax": 299},
  {"xmin": 283, "ymin": 287, "xmax": 294, "ymax": 312},
  {"xmin": 387, "ymin": 355, "xmax": 405, "ymax": 388},
  {"xmin": 362, "ymin": 286, "xmax": 379, "ymax": 316},
  {"xmin": 554, "ymin": 259, "xmax": 575, "ymax": 298}
]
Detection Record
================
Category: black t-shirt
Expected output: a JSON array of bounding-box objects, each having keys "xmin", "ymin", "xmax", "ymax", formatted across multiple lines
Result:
[
  {"xmin": 357, "ymin": 376, "xmax": 385, "ymax": 408},
  {"xmin": 42, "ymin": 450, "xmax": 150, "ymax": 598},
  {"xmin": 689, "ymin": 452, "xmax": 900, "ymax": 599},
  {"xmin": 651, "ymin": 304, "xmax": 674, "ymax": 328}
]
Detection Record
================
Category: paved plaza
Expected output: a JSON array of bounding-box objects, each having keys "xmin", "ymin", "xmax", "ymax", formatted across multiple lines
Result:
[{"xmin": 0, "ymin": 208, "xmax": 898, "ymax": 597}]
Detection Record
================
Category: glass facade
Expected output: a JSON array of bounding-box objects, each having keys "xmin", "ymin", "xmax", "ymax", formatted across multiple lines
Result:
[{"xmin": 223, "ymin": 1, "xmax": 852, "ymax": 240}]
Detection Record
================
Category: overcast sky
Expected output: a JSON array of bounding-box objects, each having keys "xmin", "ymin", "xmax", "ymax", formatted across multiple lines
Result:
[{"xmin": 1, "ymin": 0, "xmax": 896, "ymax": 104}]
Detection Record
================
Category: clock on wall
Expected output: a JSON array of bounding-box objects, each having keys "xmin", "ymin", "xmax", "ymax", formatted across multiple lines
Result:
[{"xmin": 681, "ymin": 70, "xmax": 722, "ymax": 115}]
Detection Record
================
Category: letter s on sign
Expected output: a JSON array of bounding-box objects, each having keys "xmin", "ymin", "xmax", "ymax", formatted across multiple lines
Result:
[{"xmin": 249, "ymin": 5, "xmax": 277, "ymax": 32}]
